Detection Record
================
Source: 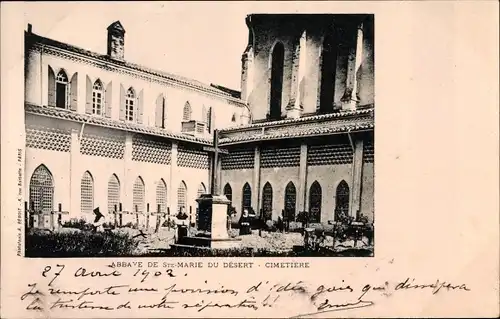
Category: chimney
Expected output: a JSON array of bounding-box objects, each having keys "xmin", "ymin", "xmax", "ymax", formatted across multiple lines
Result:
[
  {"xmin": 27, "ymin": 24, "xmax": 32, "ymax": 33},
  {"xmin": 107, "ymin": 21, "xmax": 125, "ymax": 60}
]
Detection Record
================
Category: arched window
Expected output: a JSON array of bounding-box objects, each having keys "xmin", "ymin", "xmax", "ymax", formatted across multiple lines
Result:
[
  {"xmin": 29, "ymin": 165, "xmax": 54, "ymax": 213},
  {"xmin": 133, "ymin": 176, "xmax": 145, "ymax": 213},
  {"xmin": 183, "ymin": 101, "xmax": 192, "ymax": 121},
  {"xmin": 207, "ymin": 107, "xmax": 213, "ymax": 132},
  {"xmin": 81, "ymin": 171, "xmax": 94, "ymax": 214},
  {"xmin": 262, "ymin": 182, "xmax": 273, "ymax": 220},
  {"xmin": 56, "ymin": 70, "xmax": 68, "ymax": 109},
  {"xmin": 107, "ymin": 174, "xmax": 120, "ymax": 213},
  {"xmin": 335, "ymin": 180, "xmax": 350, "ymax": 220},
  {"xmin": 269, "ymin": 42, "xmax": 284, "ymax": 120},
  {"xmin": 125, "ymin": 87, "xmax": 135, "ymax": 122},
  {"xmin": 223, "ymin": 183, "xmax": 232, "ymax": 202},
  {"xmin": 231, "ymin": 113, "xmax": 236, "ymax": 123},
  {"xmin": 177, "ymin": 181, "xmax": 187, "ymax": 213},
  {"xmin": 156, "ymin": 179, "xmax": 167, "ymax": 214},
  {"xmin": 309, "ymin": 181, "xmax": 322, "ymax": 223},
  {"xmin": 197, "ymin": 183, "xmax": 207, "ymax": 198},
  {"xmin": 241, "ymin": 182, "xmax": 252, "ymax": 213},
  {"xmin": 319, "ymin": 30, "xmax": 339, "ymax": 114},
  {"xmin": 284, "ymin": 182, "xmax": 297, "ymax": 221},
  {"xmin": 92, "ymin": 79, "xmax": 104, "ymax": 115}
]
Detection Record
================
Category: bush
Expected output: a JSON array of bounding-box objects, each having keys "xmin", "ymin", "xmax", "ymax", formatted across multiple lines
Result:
[
  {"xmin": 61, "ymin": 218, "xmax": 87, "ymax": 230},
  {"xmin": 25, "ymin": 230, "xmax": 139, "ymax": 257}
]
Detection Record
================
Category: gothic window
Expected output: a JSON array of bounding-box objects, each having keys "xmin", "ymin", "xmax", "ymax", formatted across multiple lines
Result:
[
  {"xmin": 177, "ymin": 181, "xmax": 188, "ymax": 212},
  {"xmin": 207, "ymin": 107, "xmax": 213, "ymax": 132},
  {"xmin": 107, "ymin": 174, "xmax": 120, "ymax": 213},
  {"xmin": 183, "ymin": 102, "xmax": 192, "ymax": 121},
  {"xmin": 92, "ymin": 79, "xmax": 104, "ymax": 116},
  {"xmin": 284, "ymin": 181, "xmax": 297, "ymax": 221},
  {"xmin": 269, "ymin": 42, "xmax": 284, "ymax": 121},
  {"xmin": 197, "ymin": 183, "xmax": 207, "ymax": 198},
  {"xmin": 125, "ymin": 87, "xmax": 135, "ymax": 122},
  {"xmin": 55, "ymin": 70, "xmax": 69, "ymax": 109},
  {"xmin": 309, "ymin": 181, "xmax": 322, "ymax": 223},
  {"xmin": 262, "ymin": 182, "xmax": 273, "ymax": 220},
  {"xmin": 81, "ymin": 171, "xmax": 94, "ymax": 214},
  {"xmin": 335, "ymin": 180, "xmax": 350, "ymax": 220},
  {"xmin": 223, "ymin": 183, "xmax": 232, "ymax": 202},
  {"xmin": 156, "ymin": 179, "xmax": 167, "ymax": 214},
  {"xmin": 29, "ymin": 164, "xmax": 54, "ymax": 213},
  {"xmin": 241, "ymin": 182, "xmax": 252, "ymax": 213},
  {"xmin": 319, "ymin": 30, "xmax": 339, "ymax": 114},
  {"xmin": 231, "ymin": 113, "xmax": 236, "ymax": 122},
  {"xmin": 133, "ymin": 176, "xmax": 145, "ymax": 213}
]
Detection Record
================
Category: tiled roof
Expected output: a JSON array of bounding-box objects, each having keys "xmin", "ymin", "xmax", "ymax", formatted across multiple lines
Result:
[
  {"xmin": 25, "ymin": 103, "xmax": 212, "ymax": 145},
  {"xmin": 219, "ymin": 108, "xmax": 374, "ymax": 145},
  {"xmin": 219, "ymin": 108, "xmax": 374, "ymax": 132},
  {"xmin": 26, "ymin": 32, "xmax": 246, "ymax": 106}
]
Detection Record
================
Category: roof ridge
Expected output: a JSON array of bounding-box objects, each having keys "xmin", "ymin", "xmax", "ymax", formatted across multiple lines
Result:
[{"xmin": 26, "ymin": 32, "xmax": 246, "ymax": 104}]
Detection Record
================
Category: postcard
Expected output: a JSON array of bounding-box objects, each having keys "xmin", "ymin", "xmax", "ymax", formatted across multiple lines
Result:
[{"xmin": 1, "ymin": 1, "xmax": 499, "ymax": 318}]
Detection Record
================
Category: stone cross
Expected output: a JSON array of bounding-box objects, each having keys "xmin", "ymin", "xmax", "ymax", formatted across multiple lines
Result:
[{"xmin": 202, "ymin": 129, "xmax": 228, "ymax": 196}]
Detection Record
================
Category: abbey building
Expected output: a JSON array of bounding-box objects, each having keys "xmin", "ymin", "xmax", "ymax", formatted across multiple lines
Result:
[{"xmin": 24, "ymin": 14, "xmax": 374, "ymax": 226}]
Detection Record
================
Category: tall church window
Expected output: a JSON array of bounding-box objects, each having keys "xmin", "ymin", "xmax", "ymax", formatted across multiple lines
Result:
[
  {"xmin": 183, "ymin": 102, "xmax": 192, "ymax": 121},
  {"xmin": 241, "ymin": 182, "xmax": 252, "ymax": 213},
  {"xmin": 309, "ymin": 181, "xmax": 322, "ymax": 223},
  {"xmin": 125, "ymin": 87, "xmax": 135, "ymax": 122},
  {"xmin": 223, "ymin": 183, "xmax": 232, "ymax": 202},
  {"xmin": 156, "ymin": 179, "xmax": 167, "ymax": 214},
  {"xmin": 269, "ymin": 42, "xmax": 284, "ymax": 121},
  {"xmin": 133, "ymin": 176, "xmax": 145, "ymax": 213},
  {"xmin": 319, "ymin": 30, "xmax": 339, "ymax": 114},
  {"xmin": 284, "ymin": 181, "xmax": 297, "ymax": 221},
  {"xmin": 29, "ymin": 164, "xmax": 54, "ymax": 213},
  {"xmin": 197, "ymin": 183, "xmax": 207, "ymax": 198},
  {"xmin": 107, "ymin": 174, "xmax": 120, "ymax": 214},
  {"xmin": 262, "ymin": 182, "xmax": 273, "ymax": 220},
  {"xmin": 207, "ymin": 107, "xmax": 213, "ymax": 132},
  {"xmin": 177, "ymin": 181, "xmax": 188, "ymax": 213},
  {"xmin": 55, "ymin": 70, "xmax": 69, "ymax": 109},
  {"xmin": 81, "ymin": 171, "xmax": 94, "ymax": 214},
  {"xmin": 92, "ymin": 79, "xmax": 104, "ymax": 116},
  {"xmin": 335, "ymin": 180, "xmax": 350, "ymax": 220}
]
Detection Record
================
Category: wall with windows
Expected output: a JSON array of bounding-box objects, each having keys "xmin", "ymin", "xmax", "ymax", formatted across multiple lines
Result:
[
  {"xmin": 241, "ymin": 14, "xmax": 375, "ymax": 122},
  {"xmin": 24, "ymin": 46, "xmax": 247, "ymax": 135}
]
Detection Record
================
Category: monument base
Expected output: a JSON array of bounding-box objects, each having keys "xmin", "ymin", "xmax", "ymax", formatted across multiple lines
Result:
[{"xmin": 171, "ymin": 194, "xmax": 241, "ymax": 251}]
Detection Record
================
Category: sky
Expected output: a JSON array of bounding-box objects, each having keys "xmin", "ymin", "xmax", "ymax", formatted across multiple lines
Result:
[
  {"xmin": 21, "ymin": 2, "xmax": 253, "ymax": 90},
  {"xmin": 19, "ymin": 2, "xmax": 373, "ymax": 90}
]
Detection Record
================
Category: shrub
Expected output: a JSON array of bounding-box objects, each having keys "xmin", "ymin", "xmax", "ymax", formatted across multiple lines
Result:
[
  {"xmin": 25, "ymin": 230, "xmax": 139, "ymax": 257},
  {"xmin": 61, "ymin": 218, "xmax": 87, "ymax": 230}
]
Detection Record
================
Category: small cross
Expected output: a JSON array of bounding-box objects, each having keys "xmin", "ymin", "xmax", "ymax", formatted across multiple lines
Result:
[{"xmin": 202, "ymin": 129, "xmax": 229, "ymax": 196}]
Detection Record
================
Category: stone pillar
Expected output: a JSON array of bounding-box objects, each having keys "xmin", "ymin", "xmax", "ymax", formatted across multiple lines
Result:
[
  {"xmin": 240, "ymin": 47, "xmax": 254, "ymax": 102},
  {"xmin": 342, "ymin": 22, "xmax": 364, "ymax": 111},
  {"xmin": 169, "ymin": 142, "xmax": 179, "ymax": 215},
  {"xmin": 252, "ymin": 146, "xmax": 261, "ymax": 216},
  {"xmin": 350, "ymin": 138, "xmax": 364, "ymax": 218},
  {"xmin": 123, "ymin": 133, "xmax": 133, "ymax": 212},
  {"xmin": 287, "ymin": 31, "xmax": 307, "ymax": 119},
  {"xmin": 297, "ymin": 144, "xmax": 308, "ymax": 214},
  {"xmin": 69, "ymin": 128, "xmax": 80, "ymax": 219}
]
